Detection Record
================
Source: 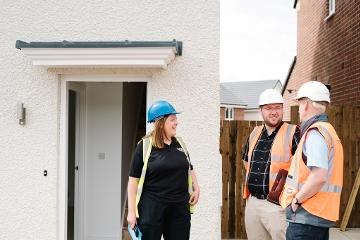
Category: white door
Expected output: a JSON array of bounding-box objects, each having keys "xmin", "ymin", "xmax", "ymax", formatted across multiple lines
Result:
[
  {"xmin": 68, "ymin": 83, "xmax": 86, "ymax": 240},
  {"xmin": 84, "ymin": 82, "xmax": 122, "ymax": 240}
]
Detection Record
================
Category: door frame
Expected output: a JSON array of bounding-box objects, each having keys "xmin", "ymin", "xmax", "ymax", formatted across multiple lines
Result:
[{"xmin": 58, "ymin": 75, "xmax": 150, "ymax": 240}]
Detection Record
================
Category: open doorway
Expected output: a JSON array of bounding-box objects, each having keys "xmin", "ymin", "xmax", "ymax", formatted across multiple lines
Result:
[
  {"xmin": 68, "ymin": 89, "xmax": 76, "ymax": 240},
  {"xmin": 120, "ymin": 82, "xmax": 147, "ymax": 235},
  {"xmin": 67, "ymin": 83, "xmax": 85, "ymax": 240},
  {"xmin": 66, "ymin": 81, "xmax": 146, "ymax": 240}
]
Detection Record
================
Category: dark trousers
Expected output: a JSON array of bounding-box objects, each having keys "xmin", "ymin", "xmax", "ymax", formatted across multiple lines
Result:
[
  {"xmin": 137, "ymin": 193, "xmax": 191, "ymax": 240},
  {"xmin": 286, "ymin": 222, "xmax": 329, "ymax": 240}
]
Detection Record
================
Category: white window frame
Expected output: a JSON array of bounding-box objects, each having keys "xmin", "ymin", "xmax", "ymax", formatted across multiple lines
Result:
[
  {"xmin": 225, "ymin": 107, "xmax": 234, "ymax": 120},
  {"xmin": 329, "ymin": 0, "xmax": 336, "ymax": 15},
  {"xmin": 326, "ymin": 0, "xmax": 336, "ymax": 20}
]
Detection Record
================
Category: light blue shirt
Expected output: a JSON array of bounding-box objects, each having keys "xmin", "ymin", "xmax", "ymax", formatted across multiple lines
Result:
[{"xmin": 303, "ymin": 129, "xmax": 328, "ymax": 170}]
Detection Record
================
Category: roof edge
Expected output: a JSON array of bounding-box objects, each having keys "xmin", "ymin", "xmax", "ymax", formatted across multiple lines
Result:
[
  {"xmin": 15, "ymin": 40, "xmax": 183, "ymax": 56},
  {"xmin": 282, "ymin": 56, "xmax": 297, "ymax": 95},
  {"xmin": 221, "ymin": 79, "xmax": 280, "ymax": 84},
  {"xmin": 220, "ymin": 103, "xmax": 248, "ymax": 108}
]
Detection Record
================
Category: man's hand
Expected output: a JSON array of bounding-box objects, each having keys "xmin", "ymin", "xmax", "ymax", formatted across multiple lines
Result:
[
  {"xmin": 294, "ymin": 167, "xmax": 327, "ymax": 207},
  {"xmin": 291, "ymin": 200, "xmax": 299, "ymax": 212}
]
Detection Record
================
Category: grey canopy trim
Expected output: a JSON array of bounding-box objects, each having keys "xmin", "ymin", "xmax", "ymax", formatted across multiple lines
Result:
[{"xmin": 15, "ymin": 40, "xmax": 183, "ymax": 56}]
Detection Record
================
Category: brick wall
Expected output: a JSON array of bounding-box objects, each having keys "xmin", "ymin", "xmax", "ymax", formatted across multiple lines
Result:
[
  {"xmin": 220, "ymin": 107, "xmax": 225, "ymax": 120},
  {"xmin": 283, "ymin": 0, "xmax": 360, "ymax": 120}
]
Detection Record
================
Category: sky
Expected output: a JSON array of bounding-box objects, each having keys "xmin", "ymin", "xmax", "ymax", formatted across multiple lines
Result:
[{"xmin": 220, "ymin": 0, "xmax": 297, "ymax": 83}]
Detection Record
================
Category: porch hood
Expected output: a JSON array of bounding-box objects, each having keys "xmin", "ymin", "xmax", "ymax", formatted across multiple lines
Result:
[{"xmin": 16, "ymin": 40, "xmax": 182, "ymax": 69}]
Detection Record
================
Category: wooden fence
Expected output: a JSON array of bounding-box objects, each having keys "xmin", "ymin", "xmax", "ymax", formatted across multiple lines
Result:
[{"xmin": 220, "ymin": 106, "xmax": 360, "ymax": 239}]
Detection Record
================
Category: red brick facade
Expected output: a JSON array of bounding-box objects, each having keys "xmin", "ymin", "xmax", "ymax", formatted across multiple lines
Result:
[
  {"xmin": 220, "ymin": 107, "xmax": 225, "ymax": 120},
  {"xmin": 283, "ymin": 0, "xmax": 360, "ymax": 120}
]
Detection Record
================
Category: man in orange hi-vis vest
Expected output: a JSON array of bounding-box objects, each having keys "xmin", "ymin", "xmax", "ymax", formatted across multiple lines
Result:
[
  {"xmin": 280, "ymin": 81, "xmax": 343, "ymax": 240},
  {"xmin": 242, "ymin": 89, "xmax": 300, "ymax": 240}
]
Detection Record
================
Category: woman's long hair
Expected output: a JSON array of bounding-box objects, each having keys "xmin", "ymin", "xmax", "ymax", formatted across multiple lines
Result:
[{"xmin": 144, "ymin": 116, "xmax": 168, "ymax": 148}]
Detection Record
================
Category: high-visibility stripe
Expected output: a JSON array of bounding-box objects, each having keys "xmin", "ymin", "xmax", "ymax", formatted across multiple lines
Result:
[
  {"xmin": 175, "ymin": 137, "xmax": 196, "ymax": 212},
  {"xmin": 285, "ymin": 177, "xmax": 342, "ymax": 193},
  {"xmin": 135, "ymin": 137, "xmax": 153, "ymax": 218},
  {"xmin": 320, "ymin": 183, "xmax": 342, "ymax": 193},
  {"xmin": 285, "ymin": 177, "xmax": 297, "ymax": 186},
  {"xmin": 270, "ymin": 154, "xmax": 291, "ymax": 162},
  {"xmin": 279, "ymin": 124, "xmax": 294, "ymax": 162},
  {"xmin": 328, "ymin": 147, "xmax": 335, "ymax": 175},
  {"xmin": 284, "ymin": 125, "xmax": 293, "ymax": 147}
]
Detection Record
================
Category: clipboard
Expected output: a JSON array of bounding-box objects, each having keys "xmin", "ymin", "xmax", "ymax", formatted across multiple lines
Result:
[{"xmin": 128, "ymin": 224, "xmax": 142, "ymax": 240}]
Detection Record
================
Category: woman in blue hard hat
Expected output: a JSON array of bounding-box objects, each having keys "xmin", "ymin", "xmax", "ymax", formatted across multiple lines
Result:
[{"xmin": 127, "ymin": 100, "xmax": 200, "ymax": 240}]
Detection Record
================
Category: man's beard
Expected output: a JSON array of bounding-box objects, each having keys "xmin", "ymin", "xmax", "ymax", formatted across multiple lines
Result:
[{"xmin": 264, "ymin": 118, "xmax": 281, "ymax": 128}]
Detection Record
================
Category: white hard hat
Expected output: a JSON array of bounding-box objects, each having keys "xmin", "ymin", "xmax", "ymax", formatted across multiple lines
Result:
[
  {"xmin": 258, "ymin": 89, "xmax": 284, "ymax": 106},
  {"xmin": 295, "ymin": 81, "xmax": 330, "ymax": 103}
]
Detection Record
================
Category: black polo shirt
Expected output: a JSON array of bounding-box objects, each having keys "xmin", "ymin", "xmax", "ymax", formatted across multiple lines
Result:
[
  {"xmin": 129, "ymin": 138, "xmax": 193, "ymax": 203},
  {"xmin": 242, "ymin": 123, "xmax": 300, "ymax": 198}
]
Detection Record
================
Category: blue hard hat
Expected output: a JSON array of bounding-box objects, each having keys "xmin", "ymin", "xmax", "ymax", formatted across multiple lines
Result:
[{"xmin": 147, "ymin": 100, "xmax": 180, "ymax": 123}]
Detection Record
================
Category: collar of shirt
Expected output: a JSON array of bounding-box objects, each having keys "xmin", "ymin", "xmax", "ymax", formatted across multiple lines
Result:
[
  {"xmin": 261, "ymin": 121, "xmax": 284, "ymax": 139},
  {"xmin": 300, "ymin": 114, "xmax": 329, "ymax": 137},
  {"xmin": 162, "ymin": 137, "xmax": 178, "ymax": 148}
]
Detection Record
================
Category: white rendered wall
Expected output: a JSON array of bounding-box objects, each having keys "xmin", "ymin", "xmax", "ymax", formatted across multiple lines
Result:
[
  {"xmin": 85, "ymin": 83, "xmax": 122, "ymax": 240},
  {"xmin": 244, "ymin": 110, "xmax": 262, "ymax": 121},
  {"xmin": 0, "ymin": 1, "xmax": 220, "ymax": 239}
]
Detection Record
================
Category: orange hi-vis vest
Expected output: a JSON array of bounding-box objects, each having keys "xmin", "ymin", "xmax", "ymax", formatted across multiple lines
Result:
[
  {"xmin": 243, "ymin": 122, "xmax": 297, "ymax": 199},
  {"xmin": 280, "ymin": 121, "xmax": 343, "ymax": 221}
]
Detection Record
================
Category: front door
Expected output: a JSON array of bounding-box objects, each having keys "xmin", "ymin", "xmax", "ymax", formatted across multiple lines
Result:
[{"xmin": 68, "ymin": 83, "xmax": 85, "ymax": 240}]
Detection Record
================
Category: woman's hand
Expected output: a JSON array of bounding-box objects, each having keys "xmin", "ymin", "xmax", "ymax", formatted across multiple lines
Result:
[
  {"xmin": 189, "ymin": 170, "xmax": 200, "ymax": 205},
  {"xmin": 189, "ymin": 187, "xmax": 200, "ymax": 205},
  {"xmin": 127, "ymin": 177, "xmax": 139, "ymax": 229},
  {"xmin": 127, "ymin": 211, "xmax": 137, "ymax": 229}
]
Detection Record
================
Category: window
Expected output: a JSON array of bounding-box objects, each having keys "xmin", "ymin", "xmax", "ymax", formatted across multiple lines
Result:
[
  {"xmin": 225, "ymin": 107, "xmax": 234, "ymax": 120},
  {"xmin": 328, "ymin": 0, "xmax": 335, "ymax": 16}
]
